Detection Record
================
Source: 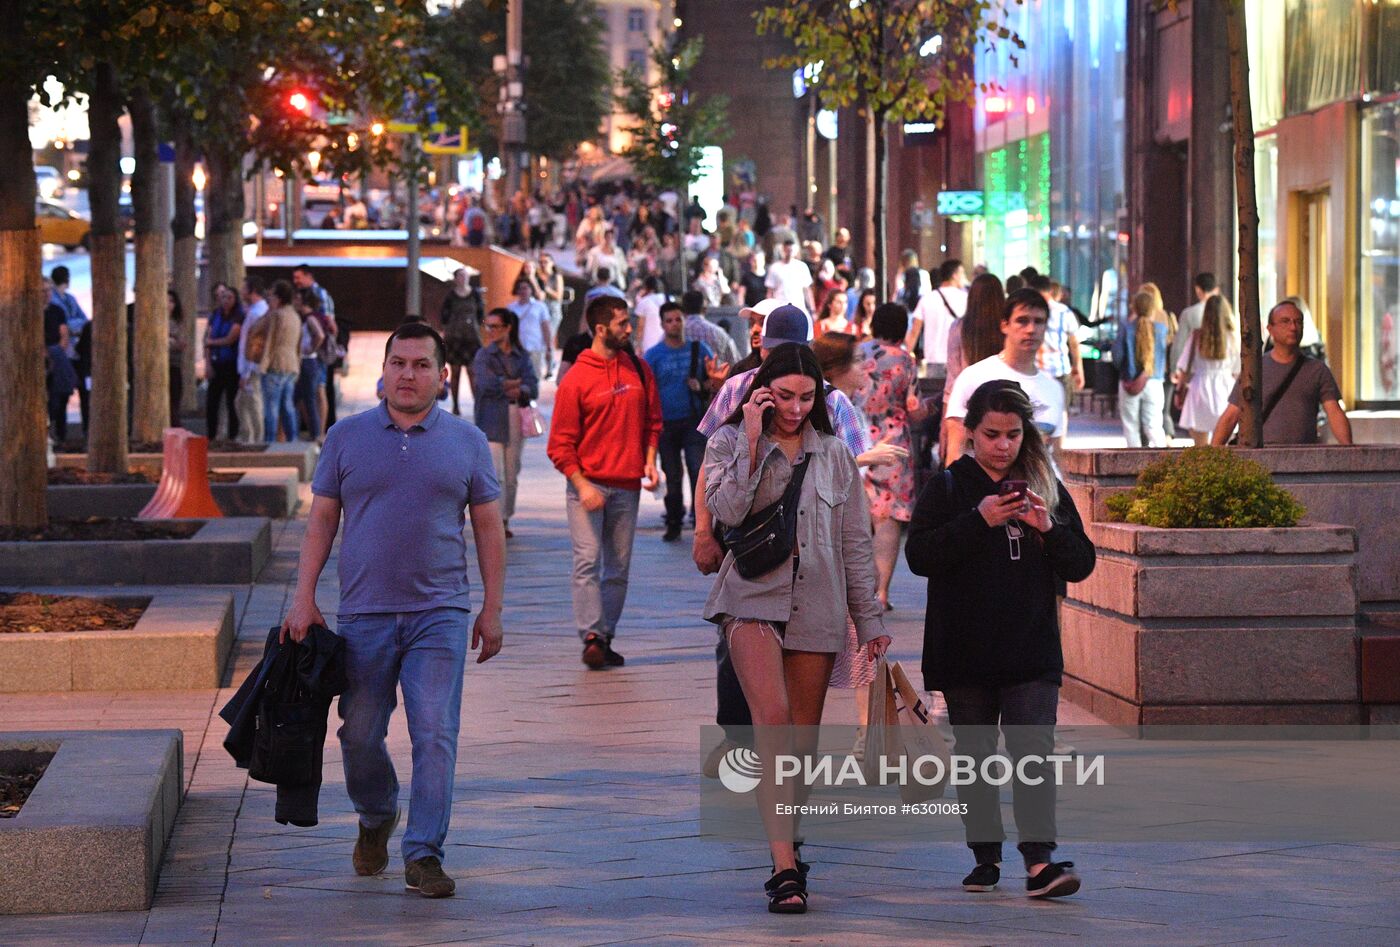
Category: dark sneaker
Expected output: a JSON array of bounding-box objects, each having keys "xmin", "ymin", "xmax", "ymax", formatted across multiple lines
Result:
[
  {"xmin": 702, "ymin": 738, "xmax": 739, "ymax": 779},
  {"xmin": 663, "ymin": 522, "xmax": 682, "ymax": 542},
  {"xmin": 582, "ymin": 635, "xmax": 606, "ymax": 669},
  {"xmin": 352, "ymin": 809, "xmax": 400, "ymax": 876},
  {"xmin": 404, "ymin": 856, "xmax": 455, "ymax": 898},
  {"xmin": 962, "ymin": 863, "xmax": 1000, "ymax": 892},
  {"xmin": 603, "ymin": 642, "xmax": 625, "ymax": 667},
  {"xmin": 1026, "ymin": 861, "xmax": 1080, "ymax": 899}
]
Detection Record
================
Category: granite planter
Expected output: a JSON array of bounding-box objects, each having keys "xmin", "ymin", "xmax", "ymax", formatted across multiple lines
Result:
[
  {"xmin": 47, "ymin": 468, "xmax": 300, "ymax": 519},
  {"xmin": 56, "ymin": 440, "xmax": 320, "ymax": 482},
  {"xmin": 1061, "ymin": 521, "xmax": 1360, "ymax": 725},
  {"xmin": 0, "ymin": 730, "xmax": 182, "ymax": 914},
  {"xmin": 0, "ymin": 518, "xmax": 271, "ymax": 586},
  {"xmin": 1060, "ymin": 446, "xmax": 1400, "ymax": 606},
  {"xmin": 0, "ymin": 589, "xmax": 235, "ymax": 693}
]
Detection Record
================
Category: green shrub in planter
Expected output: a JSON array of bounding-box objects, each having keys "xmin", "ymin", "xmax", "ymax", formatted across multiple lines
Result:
[{"xmin": 1104, "ymin": 447, "xmax": 1306, "ymax": 528}]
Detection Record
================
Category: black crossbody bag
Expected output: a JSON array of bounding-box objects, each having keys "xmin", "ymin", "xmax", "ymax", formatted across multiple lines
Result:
[{"xmin": 722, "ymin": 457, "xmax": 811, "ymax": 579}]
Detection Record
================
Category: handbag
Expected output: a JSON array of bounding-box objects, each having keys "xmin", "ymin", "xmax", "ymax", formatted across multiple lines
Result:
[
  {"xmin": 1172, "ymin": 331, "xmax": 1198, "ymax": 415},
  {"xmin": 519, "ymin": 401, "xmax": 547, "ymax": 438},
  {"xmin": 721, "ymin": 456, "xmax": 810, "ymax": 579}
]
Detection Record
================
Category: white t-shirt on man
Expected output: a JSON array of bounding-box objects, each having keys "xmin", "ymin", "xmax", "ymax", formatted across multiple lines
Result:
[
  {"xmin": 915, "ymin": 285, "xmax": 966, "ymax": 364},
  {"xmin": 945, "ymin": 353, "xmax": 1066, "ymax": 438},
  {"xmin": 764, "ymin": 259, "xmax": 813, "ymax": 315},
  {"xmin": 635, "ymin": 292, "xmax": 667, "ymax": 352}
]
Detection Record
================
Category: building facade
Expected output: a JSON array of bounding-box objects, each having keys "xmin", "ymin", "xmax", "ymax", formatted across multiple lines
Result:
[{"xmin": 597, "ymin": 0, "xmax": 677, "ymax": 155}]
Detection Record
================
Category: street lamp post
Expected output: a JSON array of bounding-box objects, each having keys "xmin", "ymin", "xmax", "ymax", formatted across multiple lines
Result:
[{"xmin": 497, "ymin": 0, "xmax": 527, "ymax": 202}]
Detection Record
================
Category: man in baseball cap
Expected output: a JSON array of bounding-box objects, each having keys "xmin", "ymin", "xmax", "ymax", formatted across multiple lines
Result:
[{"xmin": 758, "ymin": 303, "xmax": 813, "ymax": 349}]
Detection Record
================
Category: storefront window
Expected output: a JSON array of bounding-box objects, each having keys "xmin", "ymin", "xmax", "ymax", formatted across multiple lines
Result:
[
  {"xmin": 1284, "ymin": 0, "xmax": 1364, "ymax": 116},
  {"xmin": 1359, "ymin": 102, "xmax": 1400, "ymax": 405},
  {"xmin": 1255, "ymin": 134, "xmax": 1280, "ymax": 320}
]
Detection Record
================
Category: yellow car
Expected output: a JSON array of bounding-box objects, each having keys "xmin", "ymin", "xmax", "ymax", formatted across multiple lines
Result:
[{"xmin": 36, "ymin": 199, "xmax": 90, "ymax": 251}]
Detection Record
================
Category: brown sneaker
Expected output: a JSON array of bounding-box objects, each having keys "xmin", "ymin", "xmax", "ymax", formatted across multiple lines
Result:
[
  {"xmin": 352, "ymin": 809, "xmax": 399, "ymax": 876},
  {"xmin": 404, "ymin": 856, "xmax": 456, "ymax": 898}
]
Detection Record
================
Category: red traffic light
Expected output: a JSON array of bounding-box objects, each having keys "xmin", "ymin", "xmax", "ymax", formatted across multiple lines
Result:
[{"xmin": 287, "ymin": 91, "xmax": 311, "ymax": 114}]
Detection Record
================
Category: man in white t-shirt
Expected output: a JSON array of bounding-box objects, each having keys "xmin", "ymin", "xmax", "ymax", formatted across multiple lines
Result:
[
  {"xmin": 908, "ymin": 258, "xmax": 968, "ymax": 365},
  {"xmin": 763, "ymin": 237, "xmax": 816, "ymax": 316},
  {"xmin": 944, "ymin": 288, "xmax": 1065, "ymax": 464},
  {"xmin": 236, "ymin": 276, "xmax": 270, "ymax": 443},
  {"xmin": 634, "ymin": 276, "xmax": 668, "ymax": 352}
]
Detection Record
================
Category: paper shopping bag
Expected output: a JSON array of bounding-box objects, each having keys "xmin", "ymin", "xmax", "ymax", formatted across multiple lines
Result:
[
  {"xmin": 889, "ymin": 660, "xmax": 950, "ymax": 802},
  {"xmin": 860, "ymin": 657, "xmax": 899, "ymax": 785}
]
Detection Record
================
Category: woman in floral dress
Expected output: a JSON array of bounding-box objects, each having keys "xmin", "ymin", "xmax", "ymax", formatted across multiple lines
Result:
[{"xmin": 857, "ymin": 303, "xmax": 920, "ymax": 608}]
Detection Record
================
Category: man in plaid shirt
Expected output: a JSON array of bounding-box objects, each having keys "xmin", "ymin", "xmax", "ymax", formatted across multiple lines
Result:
[{"xmin": 680, "ymin": 291, "xmax": 740, "ymax": 367}]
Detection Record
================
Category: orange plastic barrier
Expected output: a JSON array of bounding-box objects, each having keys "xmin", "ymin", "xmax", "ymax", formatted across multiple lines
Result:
[{"xmin": 137, "ymin": 428, "xmax": 224, "ymax": 519}]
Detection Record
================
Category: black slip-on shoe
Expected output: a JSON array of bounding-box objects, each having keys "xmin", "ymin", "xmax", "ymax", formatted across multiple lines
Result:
[
  {"xmin": 962, "ymin": 863, "xmax": 1000, "ymax": 892},
  {"xmin": 1026, "ymin": 861, "xmax": 1080, "ymax": 899}
]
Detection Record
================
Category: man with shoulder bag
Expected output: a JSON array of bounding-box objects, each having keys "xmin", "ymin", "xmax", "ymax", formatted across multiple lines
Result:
[{"xmin": 645, "ymin": 301, "xmax": 716, "ymax": 542}]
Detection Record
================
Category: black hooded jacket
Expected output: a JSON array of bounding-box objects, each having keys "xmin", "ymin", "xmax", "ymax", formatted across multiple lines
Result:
[
  {"xmin": 221, "ymin": 626, "xmax": 347, "ymax": 826},
  {"xmin": 905, "ymin": 456, "xmax": 1096, "ymax": 692}
]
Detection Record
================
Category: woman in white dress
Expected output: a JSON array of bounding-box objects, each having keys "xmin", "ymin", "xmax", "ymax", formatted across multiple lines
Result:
[{"xmin": 1172, "ymin": 295, "xmax": 1238, "ymax": 445}]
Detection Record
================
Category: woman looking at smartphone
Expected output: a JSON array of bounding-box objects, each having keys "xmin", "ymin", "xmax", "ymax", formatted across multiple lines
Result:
[
  {"xmin": 702, "ymin": 342, "xmax": 890, "ymax": 915},
  {"xmin": 905, "ymin": 379, "xmax": 1096, "ymax": 900}
]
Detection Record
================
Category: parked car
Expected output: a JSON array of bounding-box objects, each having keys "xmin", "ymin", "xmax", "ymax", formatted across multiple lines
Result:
[{"xmin": 35, "ymin": 199, "xmax": 89, "ymax": 251}]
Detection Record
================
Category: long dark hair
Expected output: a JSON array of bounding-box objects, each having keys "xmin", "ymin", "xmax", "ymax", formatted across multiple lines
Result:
[
  {"xmin": 963, "ymin": 380, "xmax": 1058, "ymax": 513},
  {"xmin": 489, "ymin": 306, "xmax": 522, "ymax": 350},
  {"xmin": 962, "ymin": 272, "xmax": 1006, "ymax": 364},
  {"xmin": 899, "ymin": 267, "xmax": 922, "ymax": 311},
  {"xmin": 723, "ymin": 342, "xmax": 833, "ymax": 436}
]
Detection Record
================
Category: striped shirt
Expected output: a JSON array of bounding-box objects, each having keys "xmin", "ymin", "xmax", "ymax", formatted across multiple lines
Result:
[
  {"xmin": 1036, "ymin": 301, "xmax": 1078, "ymax": 377},
  {"xmin": 683, "ymin": 314, "xmax": 740, "ymax": 366}
]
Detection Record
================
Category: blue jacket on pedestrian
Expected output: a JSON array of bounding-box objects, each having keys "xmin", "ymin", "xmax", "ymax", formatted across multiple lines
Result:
[
  {"xmin": 1112, "ymin": 317, "xmax": 1169, "ymax": 382},
  {"xmin": 472, "ymin": 343, "xmax": 538, "ymax": 443}
]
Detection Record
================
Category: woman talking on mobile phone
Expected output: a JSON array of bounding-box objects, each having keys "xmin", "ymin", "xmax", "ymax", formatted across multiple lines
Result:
[
  {"xmin": 905, "ymin": 379, "xmax": 1096, "ymax": 900},
  {"xmin": 702, "ymin": 342, "xmax": 890, "ymax": 915}
]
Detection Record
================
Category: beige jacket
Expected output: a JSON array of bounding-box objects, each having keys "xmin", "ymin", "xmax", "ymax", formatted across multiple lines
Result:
[
  {"xmin": 702, "ymin": 422, "xmax": 885, "ymax": 652},
  {"xmin": 259, "ymin": 304, "xmax": 302, "ymax": 375}
]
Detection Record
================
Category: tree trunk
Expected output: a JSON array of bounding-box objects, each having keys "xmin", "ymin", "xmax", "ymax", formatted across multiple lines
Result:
[
  {"xmin": 87, "ymin": 62, "xmax": 129, "ymax": 474},
  {"xmin": 205, "ymin": 144, "xmax": 246, "ymax": 293},
  {"xmin": 872, "ymin": 109, "xmax": 889, "ymax": 305},
  {"xmin": 0, "ymin": 64, "xmax": 47, "ymax": 527},
  {"xmin": 129, "ymin": 87, "xmax": 169, "ymax": 443},
  {"xmin": 1225, "ymin": 4, "xmax": 1263, "ymax": 447},
  {"xmin": 171, "ymin": 115, "xmax": 198, "ymax": 415}
]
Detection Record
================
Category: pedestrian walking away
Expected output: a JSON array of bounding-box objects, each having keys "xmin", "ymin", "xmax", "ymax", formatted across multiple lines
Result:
[
  {"xmin": 547, "ymin": 294, "xmax": 663, "ymax": 670},
  {"xmin": 701, "ymin": 342, "xmax": 889, "ymax": 914},
  {"xmin": 438, "ymin": 266, "xmax": 485, "ymax": 414},
  {"xmin": 281, "ymin": 321, "xmax": 506, "ymax": 899},
  {"xmin": 473, "ymin": 307, "xmax": 539, "ymax": 539},
  {"xmin": 906, "ymin": 379, "xmax": 1095, "ymax": 900}
]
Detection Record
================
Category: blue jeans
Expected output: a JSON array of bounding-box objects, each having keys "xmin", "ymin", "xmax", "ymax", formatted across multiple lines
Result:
[
  {"xmin": 564, "ymin": 482, "xmax": 640, "ymax": 643},
  {"xmin": 262, "ymin": 371, "xmax": 298, "ymax": 443},
  {"xmin": 658, "ymin": 418, "xmax": 705, "ymax": 527},
  {"xmin": 296, "ymin": 357, "xmax": 326, "ymax": 440},
  {"xmin": 335, "ymin": 607, "xmax": 470, "ymax": 865}
]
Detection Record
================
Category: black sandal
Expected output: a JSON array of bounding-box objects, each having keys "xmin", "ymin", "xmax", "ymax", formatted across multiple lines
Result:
[{"xmin": 765, "ymin": 867, "xmax": 808, "ymax": 914}]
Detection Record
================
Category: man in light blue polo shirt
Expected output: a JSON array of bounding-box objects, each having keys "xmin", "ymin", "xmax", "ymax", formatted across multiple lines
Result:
[{"xmin": 283, "ymin": 322, "xmax": 506, "ymax": 900}]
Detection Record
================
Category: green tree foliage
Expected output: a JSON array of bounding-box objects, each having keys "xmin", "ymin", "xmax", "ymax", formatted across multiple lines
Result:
[
  {"xmin": 617, "ymin": 38, "xmax": 728, "ymax": 194},
  {"xmin": 431, "ymin": 0, "xmax": 611, "ymax": 161},
  {"xmin": 1105, "ymin": 448, "xmax": 1305, "ymax": 529},
  {"xmin": 755, "ymin": 0, "xmax": 1020, "ymax": 296}
]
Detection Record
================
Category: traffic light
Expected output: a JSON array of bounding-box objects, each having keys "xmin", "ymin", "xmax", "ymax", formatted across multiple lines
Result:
[{"xmin": 287, "ymin": 90, "xmax": 311, "ymax": 115}]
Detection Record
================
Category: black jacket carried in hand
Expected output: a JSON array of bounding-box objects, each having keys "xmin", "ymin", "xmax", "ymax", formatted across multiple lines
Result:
[
  {"xmin": 220, "ymin": 626, "xmax": 347, "ymax": 827},
  {"xmin": 905, "ymin": 457, "xmax": 1096, "ymax": 692}
]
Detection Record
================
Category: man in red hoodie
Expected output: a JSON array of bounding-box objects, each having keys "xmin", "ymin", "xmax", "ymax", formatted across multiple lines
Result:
[{"xmin": 547, "ymin": 294, "xmax": 663, "ymax": 668}]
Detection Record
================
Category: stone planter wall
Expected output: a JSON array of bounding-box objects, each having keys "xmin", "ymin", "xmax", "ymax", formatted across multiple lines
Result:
[
  {"xmin": 47, "ymin": 468, "xmax": 300, "ymax": 519},
  {"xmin": 0, "ymin": 589, "xmax": 235, "ymax": 693},
  {"xmin": 1060, "ymin": 445, "xmax": 1400, "ymax": 605},
  {"xmin": 56, "ymin": 440, "xmax": 319, "ymax": 481},
  {"xmin": 0, "ymin": 518, "xmax": 271, "ymax": 586},
  {"xmin": 0, "ymin": 730, "xmax": 182, "ymax": 914},
  {"xmin": 1062, "ymin": 522, "xmax": 1360, "ymax": 725}
]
